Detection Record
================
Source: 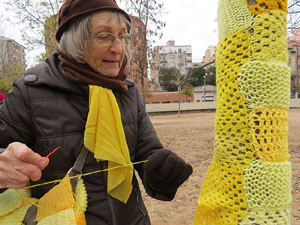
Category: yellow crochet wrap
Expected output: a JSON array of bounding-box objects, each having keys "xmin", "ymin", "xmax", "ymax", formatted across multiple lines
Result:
[
  {"xmin": 194, "ymin": 0, "xmax": 291, "ymax": 224},
  {"xmin": 0, "ymin": 175, "xmax": 87, "ymax": 225}
]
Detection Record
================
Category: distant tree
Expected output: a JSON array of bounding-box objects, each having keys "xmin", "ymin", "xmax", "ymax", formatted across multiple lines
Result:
[
  {"xmin": 159, "ymin": 68, "xmax": 179, "ymax": 92},
  {"xmin": 182, "ymin": 83, "xmax": 193, "ymax": 97},
  {"xmin": 288, "ymin": 0, "xmax": 300, "ymax": 36},
  {"xmin": 119, "ymin": 0, "xmax": 165, "ymax": 105},
  {"xmin": 5, "ymin": 0, "xmax": 63, "ymax": 58},
  {"xmin": 159, "ymin": 67, "xmax": 192, "ymax": 116},
  {"xmin": 189, "ymin": 67, "xmax": 206, "ymax": 87},
  {"xmin": 205, "ymin": 66, "xmax": 216, "ymax": 86}
]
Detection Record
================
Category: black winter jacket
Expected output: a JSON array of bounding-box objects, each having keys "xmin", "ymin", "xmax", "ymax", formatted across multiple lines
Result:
[{"xmin": 0, "ymin": 52, "xmax": 172, "ymax": 225}]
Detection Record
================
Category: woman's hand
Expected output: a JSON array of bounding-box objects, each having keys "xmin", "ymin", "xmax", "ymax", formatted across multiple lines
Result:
[{"xmin": 0, "ymin": 142, "xmax": 49, "ymax": 189}]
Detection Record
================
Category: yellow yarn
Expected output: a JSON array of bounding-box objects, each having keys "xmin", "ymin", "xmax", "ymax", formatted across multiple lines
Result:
[
  {"xmin": 194, "ymin": 29, "xmax": 255, "ymax": 225},
  {"xmin": 240, "ymin": 206, "xmax": 290, "ymax": 224},
  {"xmin": 0, "ymin": 189, "xmax": 30, "ymax": 217},
  {"xmin": 0, "ymin": 204, "xmax": 31, "ymax": 225},
  {"xmin": 0, "ymin": 174, "xmax": 88, "ymax": 224},
  {"xmin": 37, "ymin": 208, "xmax": 76, "ymax": 225},
  {"xmin": 36, "ymin": 174, "xmax": 75, "ymax": 221},
  {"xmin": 194, "ymin": 0, "xmax": 291, "ymax": 224},
  {"xmin": 74, "ymin": 178, "xmax": 87, "ymax": 225},
  {"xmin": 238, "ymin": 61, "xmax": 290, "ymax": 109},
  {"xmin": 250, "ymin": 10, "xmax": 288, "ymax": 62},
  {"xmin": 243, "ymin": 160, "xmax": 291, "ymax": 208},
  {"xmin": 249, "ymin": 108, "xmax": 290, "ymax": 162},
  {"xmin": 217, "ymin": 0, "xmax": 253, "ymax": 41},
  {"xmin": 245, "ymin": 0, "xmax": 288, "ymax": 15}
]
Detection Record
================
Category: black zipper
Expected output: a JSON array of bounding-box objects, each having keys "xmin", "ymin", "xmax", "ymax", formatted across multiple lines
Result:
[
  {"xmin": 134, "ymin": 187, "xmax": 146, "ymax": 217},
  {"xmin": 102, "ymin": 161, "xmax": 117, "ymax": 225}
]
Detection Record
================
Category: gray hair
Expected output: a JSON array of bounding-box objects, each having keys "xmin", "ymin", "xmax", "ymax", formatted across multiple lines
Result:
[{"xmin": 58, "ymin": 11, "xmax": 132, "ymax": 64}]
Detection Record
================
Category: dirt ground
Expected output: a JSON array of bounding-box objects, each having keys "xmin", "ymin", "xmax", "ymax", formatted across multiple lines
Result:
[{"xmin": 139, "ymin": 108, "xmax": 300, "ymax": 225}]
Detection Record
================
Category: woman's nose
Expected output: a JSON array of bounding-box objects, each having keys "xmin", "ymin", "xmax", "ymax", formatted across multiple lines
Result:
[{"xmin": 110, "ymin": 38, "xmax": 123, "ymax": 54}]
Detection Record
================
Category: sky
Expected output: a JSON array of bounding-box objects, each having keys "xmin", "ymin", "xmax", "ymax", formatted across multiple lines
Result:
[
  {"xmin": 119, "ymin": 0, "xmax": 220, "ymax": 62},
  {"xmin": 0, "ymin": 0, "xmax": 220, "ymax": 65}
]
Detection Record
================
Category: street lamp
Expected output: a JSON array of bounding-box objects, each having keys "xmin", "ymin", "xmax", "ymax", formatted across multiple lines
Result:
[{"xmin": 203, "ymin": 73, "xmax": 207, "ymax": 102}]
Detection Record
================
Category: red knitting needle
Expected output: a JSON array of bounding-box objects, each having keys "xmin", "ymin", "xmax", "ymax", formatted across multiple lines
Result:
[{"xmin": 44, "ymin": 146, "xmax": 61, "ymax": 159}]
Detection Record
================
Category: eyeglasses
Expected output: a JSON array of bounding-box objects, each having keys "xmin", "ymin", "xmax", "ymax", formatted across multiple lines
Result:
[{"xmin": 91, "ymin": 32, "xmax": 131, "ymax": 46}]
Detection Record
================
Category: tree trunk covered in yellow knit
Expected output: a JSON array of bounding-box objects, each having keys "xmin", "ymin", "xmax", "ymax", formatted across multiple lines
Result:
[{"xmin": 194, "ymin": 0, "xmax": 291, "ymax": 224}]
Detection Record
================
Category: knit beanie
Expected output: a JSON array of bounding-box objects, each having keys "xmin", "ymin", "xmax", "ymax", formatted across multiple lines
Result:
[{"xmin": 56, "ymin": 0, "xmax": 131, "ymax": 42}]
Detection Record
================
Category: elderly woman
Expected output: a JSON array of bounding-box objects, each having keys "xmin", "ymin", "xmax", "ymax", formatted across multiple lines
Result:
[{"xmin": 0, "ymin": 0, "xmax": 192, "ymax": 224}]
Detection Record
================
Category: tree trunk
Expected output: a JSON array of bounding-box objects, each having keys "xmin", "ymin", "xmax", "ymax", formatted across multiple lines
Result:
[{"xmin": 178, "ymin": 85, "xmax": 181, "ymax": 117}]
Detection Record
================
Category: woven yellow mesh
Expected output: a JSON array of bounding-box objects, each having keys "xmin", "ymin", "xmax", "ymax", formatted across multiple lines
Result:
[
  {"xmin": 37, "ymin": 208, "xmax": 76, "ymax": 225},
  {"xmin": 238, "ymin": 61, "xmax": 290, "ymax": 109},
  {"xmin": 249, "ymin": 108, "xmax": 290, "ymax": 162},
  {"xmin": 194, "ymin": 0, "xmax": 291, "ymax": 224},
  {"xmin": 243, "ymin": 160, "xmax": 291, "ymax": 208},
  {"xmin": 194, "ymin": 29, "xmax": 255, "ymax": 225},
  {"xmin": 0, "ymin": 189, "xmax": 29, "ymax": 217},
  {"xmin": 240, "ymin": 207, "xmax": 290, "ymax": 224},
  {"xmin": 245, "ymin": 0, "xmax": 288, "ymax": 15},
  {"xmin": 0, "ymin": 204, "xmax": 31, "ymax": 225},
  {"xmin": 36, "ymin": 174, "xmax": 75, "ymax": 221},
  {"xmin": 250, "ymin": 10, "xmax": 288, "ymax": 62},
  {"xmin": 217, "ymin": 0, "xmax": 253, "ymax": 41},
  {"xmin": 74, "ymin": 178, "xmax": 87, "ymax": 225}
]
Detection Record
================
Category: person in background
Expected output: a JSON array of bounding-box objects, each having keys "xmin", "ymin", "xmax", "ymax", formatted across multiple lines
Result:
[{"xmin": 0, "ymin": 0, "xmax": 193, "ymax": 224}]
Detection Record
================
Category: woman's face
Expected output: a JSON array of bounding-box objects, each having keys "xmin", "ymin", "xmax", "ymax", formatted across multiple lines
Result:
[{"xmin": 87, "ymin": 11, "xmax": 127, "ymax": 77}]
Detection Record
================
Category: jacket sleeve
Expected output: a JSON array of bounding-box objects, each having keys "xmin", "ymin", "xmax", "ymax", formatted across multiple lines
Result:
[
  {"xmin": 132, "ymin": 87, "xmax": 177, "ymax": 201},
  {"xmin": 0, "ymin": 77, "xmax": 34, "ymax": 148}
]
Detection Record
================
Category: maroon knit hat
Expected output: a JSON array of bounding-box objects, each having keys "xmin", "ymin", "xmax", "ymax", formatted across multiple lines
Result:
[{"xmin": 56, "ymin": 0, "xmax": 131, "ymax": 42}]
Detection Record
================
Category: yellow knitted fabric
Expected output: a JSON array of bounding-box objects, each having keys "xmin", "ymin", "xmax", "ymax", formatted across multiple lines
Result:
[
  {"xmin": 74, "ymin": 178, "xmax": 88, "ymax": 225},
  {"xmin": 35, "ymin": 175, "xmax": 87, "ymax": 224},
  {"xmin": 240, "ymin": 206, "xmax": 290, "ymax": 224},
  {"xmin": 250, "ymin": 10, "xmax": 288, "ymax": 62},
  {"xmin": 238, "ymin": 61, "xmax": 290, "ymax": 109},
  {"xmin": 217, "ymin": 0, "xmax": 253, "ymax": 41},
  {"xmin": 194, "ymin": 29, "xmax": 254, "ymax": 225},
  {"xmin": 37, "ymin": 208, "xmax": 76, "ymax": 225},
  {"xmin": 249, "ymin": 108, "xmax": 290, "ymax": 161},
  {"xmin": 0, "ymin": 189, "xmax": 32, "ymax": 224},
  {"xmin": 0, "ymin": 189, "xmax": 30, "ymax": 217},
  {"xmin": 0, "ymin": 168, "xmax": 87, "ymax": 224},
  {"xmin": 243, "ymin": 160, "xmax": 291, "ymax": 208},
  {"xmin": 36, "ymin": 174, "xmax": 75, "ymax": 221},
  {"xmin": 194, "ymin": 0, "xmax": 291, "ymax": 224},
  {"xmin": 245, "ymin": 0, "xmax": 288, "ymax": 15},
  {"xmin": 0, "ymin": 204, "xmax": 31, "ymax": 225}
]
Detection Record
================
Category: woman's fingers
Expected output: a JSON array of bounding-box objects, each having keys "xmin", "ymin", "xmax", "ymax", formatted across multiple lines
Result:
[
  {"xmin": 8, "ymin": 142, "xmax": 49, "ymax": 169},
  {"xmin": 0, "ymin": 142, "xmax": 48, "ymax": 189}
]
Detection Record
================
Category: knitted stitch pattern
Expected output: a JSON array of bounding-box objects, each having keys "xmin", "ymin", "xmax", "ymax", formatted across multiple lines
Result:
[
  {"xmin": 245, "ymin": 0, "xmax": 288, "ymax": 15},
  {"xmin": 194, "ymin": 0, "xmax": 291, "ymax": 224},
  {"xmin": 0, "ymin": 189, "xmax": 32, "ymax": 224},
  {"xmin": 0, "ymin": 174, "xmax": 88, "ymax": 224},
  {"xmin": 217, "ymin": 0, "xmax": 252, "ymax": 41}
]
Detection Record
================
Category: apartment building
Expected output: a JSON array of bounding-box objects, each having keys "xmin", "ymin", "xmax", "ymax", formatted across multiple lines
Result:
[
  {"xmin": 0, "ymin": 36, "xmax": 26, "ymax": 78},
  {"xmin": 150, "ymin": 40, "xmax": 192, "ymax": 90}
]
